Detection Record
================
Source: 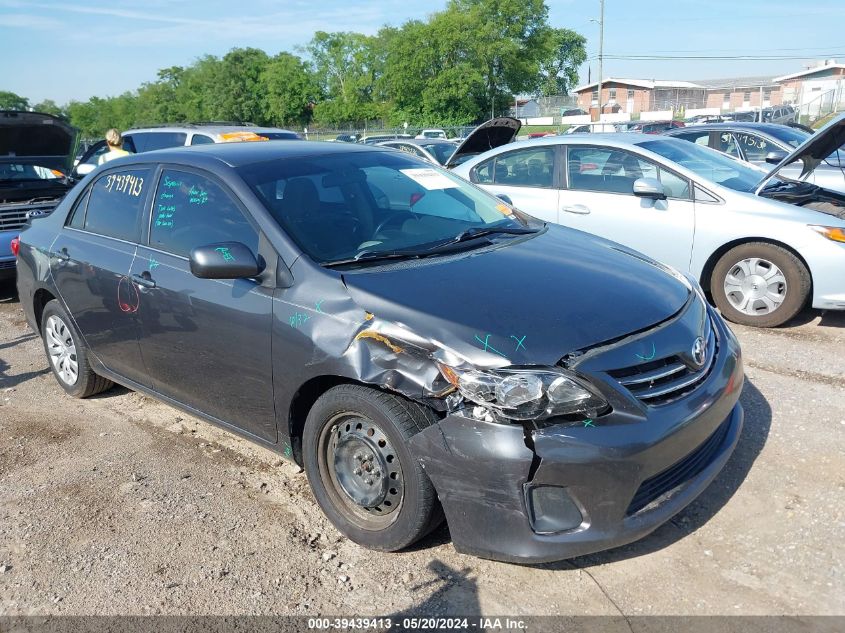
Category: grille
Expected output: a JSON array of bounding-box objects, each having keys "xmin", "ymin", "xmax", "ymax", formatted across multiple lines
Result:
[
  {"xmin": 627, "ymin": 418, "xmax": 730, "ymax": 516},
  {"xmin": 608, "ymin": 317, "xmax": 717, "ymax": 406},
  {"xmin": 0, "ymin": 209, "xmax": 29, "ymax": 232},
  {"xmin": 0, "ymin": 260, "xmax": 15, "ymax": 270}
]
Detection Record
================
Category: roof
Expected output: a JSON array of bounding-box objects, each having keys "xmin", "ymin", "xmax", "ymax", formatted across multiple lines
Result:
[
  {"xmin": 691, "ymin": 76, "xmax": 779, "ymax": 90},
  {"xmin": 665, "ymin": 122, "xmax": 802, "ymax": 138},
  {"xmin": 514, "ymin": 99, "xmax": 537, "ymax": 106},
  {"xmin": 127, "ymin": 124, "xmax": 297, "ymax": 135},
  {"xmin": 773, "ymin": 63, "xmax": 845, "ymax": 82},
  {"xmin": 573, "ymin": 78, "xmax": 704, "ymax": 92},
  {"xmin": 117, "ymin": 139, "xmax": 380, "ymax": 169}
]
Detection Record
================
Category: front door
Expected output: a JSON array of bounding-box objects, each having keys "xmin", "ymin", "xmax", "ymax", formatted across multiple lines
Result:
[
  {"xmin": 51, "ymin": 166, "xmax": 151, "ymax": 384},
  {"xmin": 559, "ymin": 145, "xmax": 696, "ymax": 271},
  {"xmin": 129, "ymin": 167, "xmax": 276, "ymax": 441}
]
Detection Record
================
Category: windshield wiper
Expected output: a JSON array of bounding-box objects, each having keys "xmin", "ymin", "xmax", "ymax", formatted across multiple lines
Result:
[
  {"xmin": 419, "ymin": 225, "xmax": 540, "ymax": 251},
  {"xmin": 322, "ymin": 249, "xmax": 429, "ymax": 268}
]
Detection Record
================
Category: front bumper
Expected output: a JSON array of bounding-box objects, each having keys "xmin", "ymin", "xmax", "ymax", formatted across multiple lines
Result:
[{"xmin": 409, "ymin": 305, "xmax": 744, "ymax": 564}]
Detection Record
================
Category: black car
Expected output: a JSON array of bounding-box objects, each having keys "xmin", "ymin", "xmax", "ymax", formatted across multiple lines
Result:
[{"xmin": 15, "ymin": 141, "xmax": 744, "ymax": 563}]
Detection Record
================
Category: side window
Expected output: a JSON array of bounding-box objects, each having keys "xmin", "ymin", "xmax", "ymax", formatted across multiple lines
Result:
[
  {"xmin": 67, "ymin": 187, "xmax": 91, "ymax": 229},
  {"xmin": 734, "ymin": 133, "xmax": 772, "ymax": 161},
  {"xmin": 716, "ymin": 132, "xmax": 741, "ymax": 158},
  {"xmin": 83, "ymin": 168, "xmax": 150, "ymax": 241},
  {"xmin": 149, "ymin": 169, "xmax": 258, "ymax": 257},
  {"xmin": 674, "ymin": 131, "xmax": 711, "ymax": 147},
  {"xmin": 657, "ymin": 168, "xmax": 691, "ymax": 200},
  {"xmin": 132, "ymin": 132, "xmax": 188, "ymax": 153},
  {"xmin": 568, "ymin": 147, "xmax": 689, "ymax": 199},
  {"xmin": 568, "ymin": 147, "xmax": 655, "ymax": 194},
  {"xmin": 491, "ymin": 147, "xmax": 555, "ymax": 188},
  {"xmin": 190, "ymin": 134, "xmax": 215, "ymax": 146},
  {"xmin": 473, "ymin": 159, "xmax": 494, "ymax": 184}
]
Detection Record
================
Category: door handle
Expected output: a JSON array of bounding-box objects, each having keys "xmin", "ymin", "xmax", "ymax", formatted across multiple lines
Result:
[
  {"xmin": 132, "ymin": 273, "xmax": 156, "ymax": 289},
  {"xmin": 561, "ymin": 204, "xmax": 591, "ymax": 215}
]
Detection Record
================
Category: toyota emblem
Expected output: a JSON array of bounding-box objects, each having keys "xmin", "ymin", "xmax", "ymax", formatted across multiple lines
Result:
[{"xmin": 691, "ymin": 337, "xmax": 706, "ymax": 367}]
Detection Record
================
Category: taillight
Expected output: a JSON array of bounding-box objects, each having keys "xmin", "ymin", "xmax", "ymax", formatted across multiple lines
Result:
[{"xmin": 10, "ymin": 236, "xmax": 20, "ymax": 257}]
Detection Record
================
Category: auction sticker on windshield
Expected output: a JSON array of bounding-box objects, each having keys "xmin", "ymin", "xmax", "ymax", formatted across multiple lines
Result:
[{"xmin": 400, "ymin": 168, "xmax": 459, "ymax": 189}]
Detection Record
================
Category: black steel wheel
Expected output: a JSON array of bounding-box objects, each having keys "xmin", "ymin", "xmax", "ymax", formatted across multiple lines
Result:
[{"xmin": 302, "ymin": 384, "xmax": 443, "ymax": 551}]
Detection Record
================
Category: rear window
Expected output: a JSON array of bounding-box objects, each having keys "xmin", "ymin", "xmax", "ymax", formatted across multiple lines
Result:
[
  {"xmin": 83, "ymin": 168, "xmax": 151, "ymax": 241},
  {"xmin": 132, "ymin": 132, "xmax": 187, "ymax": 152}
]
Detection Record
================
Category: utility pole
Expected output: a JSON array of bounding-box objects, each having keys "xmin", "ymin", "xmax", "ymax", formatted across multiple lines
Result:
[{"xmin": 595, "ymin": 0, "xmax": 605, "ymax": 123}]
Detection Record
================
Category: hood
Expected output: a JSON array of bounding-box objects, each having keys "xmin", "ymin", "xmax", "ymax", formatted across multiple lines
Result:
[
  {"xmin": 444, "ymin": 117, "xmax": 521, "ymax": 168},
  {"xmin": 756, "ymin": 113, "xmax": 845, "ymax": 193},
  {"xmin": 341, "ymin": 226, "xmax": 690, "ymax": 367},
  {"xmin": 0, "ymin": 111, "xmax": 79, "ymax": 174}
]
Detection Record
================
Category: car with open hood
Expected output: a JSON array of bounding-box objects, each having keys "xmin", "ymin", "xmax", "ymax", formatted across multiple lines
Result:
[
  {"xmin": 451, "ymin": 115, "xmax": 845, "ymax": 328},
  {"xmin": 375, "ymin": 138, "xmax": 458, "ymax": 165},
  {"xmin": 1, "ymin": 111, "xmax": 78, "ymax": 279},
  {"xmin": 15, "ymin": 140, "xmax": 743, "ymax": 563},
  {"xmin": 665, "ymin": 122, "xmax": 845, "ymax": 194}
]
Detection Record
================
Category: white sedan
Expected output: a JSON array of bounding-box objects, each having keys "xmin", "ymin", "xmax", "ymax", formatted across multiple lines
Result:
[{"xmin": 451, "ymin": 117, "xmax": 845, "ymax": 327}]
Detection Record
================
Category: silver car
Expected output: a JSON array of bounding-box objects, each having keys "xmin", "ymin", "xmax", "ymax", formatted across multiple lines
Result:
[
  {"xmin": 665, "ymin": 122, "xmax": 845, "ymax": 194},
  {"xmin": 452, "ymin": 116, "xmax": 845, "ymax": 328}
]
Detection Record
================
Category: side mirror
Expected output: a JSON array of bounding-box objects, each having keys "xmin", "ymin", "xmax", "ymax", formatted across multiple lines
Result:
[
  {"xmin": 496, "ymin": 194, "xmax": 513, "ymax": 205},
  {"xmin": 632, "ymin": 177, "xmax": 666, "ymax": 200},
  {"xmin": 73, "ymin": 163, "xmax": 95, "ymax": 179},
  {"xmin": 189, "ymin": 242, "xmax": 261, "ymax": 279},
  {"xmin": 765, "ymin": 150, "xmax": 788, "ymax": 164}
]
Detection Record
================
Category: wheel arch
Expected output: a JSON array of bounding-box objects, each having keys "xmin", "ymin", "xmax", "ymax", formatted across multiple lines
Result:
[
  {"xmin": 698, "ymin": 237, "xmax": 813, "ymax": 297},
  {"xmin": 32, "ymin": 287, "xmax": 57, "ymax": 333},
  {"xmin": 286, "ymin": 375, "xmax": 442, "ymax": 466}
]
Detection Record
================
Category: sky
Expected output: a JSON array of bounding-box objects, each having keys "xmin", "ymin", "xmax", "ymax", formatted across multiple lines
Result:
[{"xmin": 1, "ymin": 0, "xmax": 844, "ymax": 104}]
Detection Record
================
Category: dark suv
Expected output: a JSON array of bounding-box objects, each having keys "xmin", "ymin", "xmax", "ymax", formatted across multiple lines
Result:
[{"xmin": 15, "ymin": 141, "xmax": 743, "ymax": 563}]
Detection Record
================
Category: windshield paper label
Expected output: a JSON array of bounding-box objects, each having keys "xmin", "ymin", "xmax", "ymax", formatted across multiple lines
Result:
[{"xmin": 400, "ymin": 168, "xmax": 459, "ymax": 190}]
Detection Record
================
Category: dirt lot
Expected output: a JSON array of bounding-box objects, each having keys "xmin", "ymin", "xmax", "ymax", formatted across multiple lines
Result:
[{"xmin": 0, "ymin": 277, "xmax": 843, "ymax": 617}]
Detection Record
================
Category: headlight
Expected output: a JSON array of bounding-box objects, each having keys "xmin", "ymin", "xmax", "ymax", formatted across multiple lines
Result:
[
  {"xmin": 809, "ymin": 225, "xmax": 845, "ymax": 244},
  {"xmin": 438, "ymin": 364, "xmax": 607, "ymax": 421}
]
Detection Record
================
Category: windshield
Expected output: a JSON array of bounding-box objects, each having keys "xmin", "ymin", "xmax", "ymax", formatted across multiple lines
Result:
[
  {"xmin": 421, "ymin": 142, "xmax": 456, "ymax": 165},
  {"xmin": 238, "ymin": 150, "xmax": 537, "ymax": 264},
  {"xmin": 0, "ymin": 163, "xmax": 61, "ymax": 182},
  {"xmin": 638, "ymin": 138, "xmax": 766, "ymax": 192}
]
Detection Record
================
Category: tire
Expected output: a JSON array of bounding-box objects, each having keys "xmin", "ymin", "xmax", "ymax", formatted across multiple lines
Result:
[
  {"xmin": 40, "ymin": 300, "xmax": 113, "ymax": 398},
  {"xmin": 302, "ymin": 384, "xmax": 443, "ymax": 552},
  {"xmin": 710, "ymin": 242, "xmax": 810, "ymax": 328}
]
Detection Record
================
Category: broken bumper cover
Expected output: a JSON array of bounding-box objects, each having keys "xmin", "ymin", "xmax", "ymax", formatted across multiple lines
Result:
[{"xmin": 409, "ymin": 315, "xmax": 744, "ymax": 564}]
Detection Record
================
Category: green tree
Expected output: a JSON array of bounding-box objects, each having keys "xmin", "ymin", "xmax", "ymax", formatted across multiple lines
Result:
[
  {"xmin": 306, "ymin": 31, "xmax": 382, "ymax": 125},
  {"xmin": 0, "ymin": 90, "xmax": 29, "ymax": 111},
  {"xmin": 536, "ymin": 28, "xmax": 587, "ymax": 96},
  {"xmin": 32, "ymin": 99, "xmax": 65, "ymax": 117},
  {"xmin": 262, "ymin": 53, "xmax": 318, "ymax": 127}
]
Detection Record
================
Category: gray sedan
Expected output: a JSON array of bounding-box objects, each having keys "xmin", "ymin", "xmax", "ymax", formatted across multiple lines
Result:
[
  {"xmin": 452, "ymin": 122, "xmax": 845, "ymax": 328},
  {"xmin": 665, "ymin": 122, "xmax": 845, "ymax": 194}
]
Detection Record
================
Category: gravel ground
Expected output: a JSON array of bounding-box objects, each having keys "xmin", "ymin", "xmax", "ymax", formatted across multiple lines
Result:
[{"xmin": 0, "ymin": 278, "xmax": 842, "ymax": 616}]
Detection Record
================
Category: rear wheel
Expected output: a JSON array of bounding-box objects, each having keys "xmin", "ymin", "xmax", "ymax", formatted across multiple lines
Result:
[
  {"xmin": 710, "ymin": 242, "xmax": 810, "ymax": 327},
  {"xmin": 40, "ymin": 300, "xmax": 113, "ymax": 398},
  {"xmin": 302, "ymin": 384, "xmax": 443, "ymax": 551}
]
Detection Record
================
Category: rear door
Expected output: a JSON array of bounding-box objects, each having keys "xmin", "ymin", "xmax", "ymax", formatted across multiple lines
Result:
[
  {"xmin": 129, "ymin": 166, "xmax": 276, "ymax": 441},
  {"xmin": 558, "ymin": 145, "xmax": 696, "ymax": 271},
  {"xmin": 51, "ymin": 166, "xmax": 151, "ymax": 384},
  {"xmin": 469, "ymin": 145, "xmax": 560, "ymax": 222}
]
